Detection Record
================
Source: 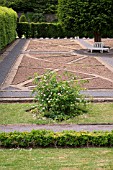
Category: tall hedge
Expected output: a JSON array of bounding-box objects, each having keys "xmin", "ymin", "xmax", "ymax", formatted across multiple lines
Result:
[
  {"xmin": 17, "ymin": 22, "xmax": 65, "ymax": 38},
  {"xmin": 0, "ymin": 6, "xmax": 17, "ymax": 51}
]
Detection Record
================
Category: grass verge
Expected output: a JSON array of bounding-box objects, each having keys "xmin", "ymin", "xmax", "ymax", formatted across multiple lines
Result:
[
  {"xmin": 0, "ymin": 102, "xmax": 113, "ymax": 124},
  {"xmin": 0, "ymin": 148, "xmax": 113, "ymax": 170}
]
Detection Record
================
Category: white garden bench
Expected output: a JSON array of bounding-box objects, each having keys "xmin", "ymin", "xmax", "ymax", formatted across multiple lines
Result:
[{"xmin": 88, "ymin": 42, "xmax": 110, "ymax": 53}]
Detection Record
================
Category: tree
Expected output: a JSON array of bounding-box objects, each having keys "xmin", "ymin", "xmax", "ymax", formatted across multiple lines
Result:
[
  {"xmin": 2, "ymin": 0, "xmax": 58, "ymax": 14},
  {"xmin": 58, "ymin": 0, "xmax": 113, "ymax": 42}
]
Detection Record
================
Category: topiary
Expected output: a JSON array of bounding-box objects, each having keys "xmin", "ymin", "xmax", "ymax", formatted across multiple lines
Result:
[{"xmin": 19, "ymin": 13, "xmax": 27, "ymax": 22}]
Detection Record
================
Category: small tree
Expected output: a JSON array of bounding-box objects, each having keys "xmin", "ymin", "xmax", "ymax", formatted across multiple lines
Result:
[
  {"xmin": 33, "ymin": 71, "xmax": 87, "ymax": 121},
  {"xmin": 58, "ymin": 0, "xmax": 113, "ymax": 42}
]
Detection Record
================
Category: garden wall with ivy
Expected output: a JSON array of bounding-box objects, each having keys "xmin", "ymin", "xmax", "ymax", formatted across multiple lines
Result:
[{"xmin": 0, "ymin": 6, "xmax": 17, "ymax": 51}]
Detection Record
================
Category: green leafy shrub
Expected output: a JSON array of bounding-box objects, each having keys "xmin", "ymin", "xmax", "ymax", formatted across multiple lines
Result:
[
  {"xmin": 0, "ymin": 130, "xmax": 113, "ymax": 148},
  {"xmin": 0, "ymin": 6, "xmax": 17, "ymax": 50},
  {"xmin": 33, "ymin": 71, "xmax": 87, "ymax": 121},
  {"xmin": 19, "ymin": 13, "xmax": 27, "ymax": 22},
  {"xmin": 17, "ymin": 22, "xmax": 64, "ymax": 38},
  {"xmin": 32, "ymin": 13, "xmax": 46, "ymax": 22},
  {"xmin": 17, "ymin": 22, "xmax": 31, "ymax": 38}
]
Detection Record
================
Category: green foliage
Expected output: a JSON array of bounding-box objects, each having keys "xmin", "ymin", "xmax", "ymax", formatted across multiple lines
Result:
[
  {"xmin": 58, "ymin": 0, "xmax": 113, "ymax": 39},
  {"xmin": 33, "ymin": 71, "xmax": 87, "ymax": 121},
  {"xmin": 0, "ymin": 6, "xmax": 17, "ymax": 51},
  {"xmin": 19, "ymin": 13, "xmax": 27, "ymax": 22},
  {"xmin": 0, "ymin": 130, "xmax": 113, "ymax": 148},
  {"xmin": 1, "ymin": 0, "xmax": 58, "ymax": 14},
  {"xmin": 17, "ymin": 22, "xmax": 64, "ymax": 38},
  {"xmin": 31, "ymin": 13, "xmax": 46, "ymax": 22},
  {"xmin": 17, "ymin": 22, "xmax": 31, "ymax": 38}
]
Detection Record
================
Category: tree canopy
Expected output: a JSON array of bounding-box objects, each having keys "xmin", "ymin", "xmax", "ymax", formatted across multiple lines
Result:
[
  {"xmin": 0, "ymin": 0, "xmax": 58, "ymax": 13},
  {"xmin": 58, "ymin": 0, "xmax": 113, "ymax": 41}
]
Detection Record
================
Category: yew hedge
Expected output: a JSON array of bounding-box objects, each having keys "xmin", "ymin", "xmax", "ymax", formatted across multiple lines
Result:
[
  {"xmin": 0, "ymin": 6, "xmax": 17, "ymax": 51},
  {"xmin": 17, "ymin": 22, "xmax": 65, "ymax": 38},
  {"xmin": 0, "ymin": 130, "xmax": 113, "ymax": 148}
]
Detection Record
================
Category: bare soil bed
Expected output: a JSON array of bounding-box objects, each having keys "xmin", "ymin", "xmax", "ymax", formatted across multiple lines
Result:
[{"xmin": 10, "ymin": 39, "xmax": 113, "ymax": 90}]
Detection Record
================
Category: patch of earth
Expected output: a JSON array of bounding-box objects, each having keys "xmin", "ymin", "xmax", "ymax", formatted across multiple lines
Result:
[
  {"xmin": 26, "ymin": 39, "xmax": 81, "ymax": 51},
  {"xmin": 20, "ymin": 55, "xmax": 64, "ymax": 69},
  {"xmin": 65, "ymin": 64, "xmax": 113, "ymax": 80},
  {"xmin": 73, "ymin": 56, "xmax": 103, "ymax": 65},
  {"xmin": 83, "ymin": 77, "xmax": 113, "ymax": 89},
  {"xmin": 30, "ymin": 54, "xmax": 83, "ymax": 63},
  {"xmin": 12, "ymin": 67, "xmax": 50, "ymax": 85}
]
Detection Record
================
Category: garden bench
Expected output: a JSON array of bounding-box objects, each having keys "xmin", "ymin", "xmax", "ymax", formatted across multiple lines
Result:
[{"xmin": 88, "ymin": 42, "xmax": 110, "ymax": 53}]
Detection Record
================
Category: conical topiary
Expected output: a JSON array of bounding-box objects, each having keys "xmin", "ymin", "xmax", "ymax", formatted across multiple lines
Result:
[{"xmin": 19, "ymin": 13, "xmax": 27, "ymax": 22}]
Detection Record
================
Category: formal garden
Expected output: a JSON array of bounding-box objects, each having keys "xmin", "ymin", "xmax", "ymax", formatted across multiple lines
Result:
[{"xmin": 1, "ymin": 0, "xmax": 113, "ymax": 169}]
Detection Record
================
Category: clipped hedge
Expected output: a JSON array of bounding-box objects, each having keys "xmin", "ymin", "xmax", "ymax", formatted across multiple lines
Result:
[
  {"xmin": 17, "ymin": 22, "xmax": 112, "ymax": 39},
  {"xmin": 0, "ymin": 6, "xmax": 17, "ymax": 51},
  {"xmin": 0, "ymin": 130, "xmax": 113, "ymax": 148},
  {"xmin": 17, "ymin": 22, "xmax": 65, "ymax": 38},
  {"xmin": 17, "ymin": 22, "xmax": 31, "ymax": 38}
]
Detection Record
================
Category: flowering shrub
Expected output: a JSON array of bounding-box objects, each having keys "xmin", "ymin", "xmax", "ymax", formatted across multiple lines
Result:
[{"xmin": 33, "ymin": 71, "xmax": 87, "ymax": 121}]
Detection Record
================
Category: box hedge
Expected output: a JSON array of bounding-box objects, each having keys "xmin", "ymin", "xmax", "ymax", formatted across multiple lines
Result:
[
  {"xmin": 0, "ymin": 6, "xmax": 17, "ymax": 51},
  {"xmin": 0, "ymin": 130, "xmax": 113, "ymax": 148}
]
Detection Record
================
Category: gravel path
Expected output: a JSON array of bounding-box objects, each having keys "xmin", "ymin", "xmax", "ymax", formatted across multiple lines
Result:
[{"xmin": 0, "ymin": 124, "xmax": 113, "ymax": 132}]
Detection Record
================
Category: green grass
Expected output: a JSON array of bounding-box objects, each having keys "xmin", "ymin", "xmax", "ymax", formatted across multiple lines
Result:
[
  {"xmin": 0, "ymin": 103, "xmax": 113, "ymax": 124},
  {"xmin": 0, "ymin": 148, "xmax": 113, "ymax": 170}
]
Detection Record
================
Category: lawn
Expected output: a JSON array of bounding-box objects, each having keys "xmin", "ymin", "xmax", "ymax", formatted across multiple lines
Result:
[
  {"xmin": 0, "ymin": 103, "xmax": 113, "ymax": 124},
  {"xmin": 0, "ymin": 148, "xmax": 113, "ymax": 170}
]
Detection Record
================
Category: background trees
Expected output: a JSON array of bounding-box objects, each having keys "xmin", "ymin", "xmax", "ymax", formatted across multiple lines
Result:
[
  {"xmin": 58, "ymin": 0, "xmax": 113, "ymax": 41},
  {"xmin": 1, "ymin": 0, "xmax": 113, "ymax": 39},
  {"xmin": 0, "ymin": 0, "xmax": 58, "ymax": 14}
]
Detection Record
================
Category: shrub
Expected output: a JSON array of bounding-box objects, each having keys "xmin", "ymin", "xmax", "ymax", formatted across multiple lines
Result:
[
  {"xmin": 0, "ymin": 130, "xmax": 113, "ymax": 148},
  {"xmin": 19, "ymin": 13, "xmax": 27, "ymax": 22},
  {"xmin": 0, "ymin": 6, "xmax": 17, "ymax": 50},
  {"xmin": 17, "ymin": 22, "xmax": 31, "ymax": 38},
  {"xmin": 33, "ymin": 71, "xmax": 87, "ymax": 121}
]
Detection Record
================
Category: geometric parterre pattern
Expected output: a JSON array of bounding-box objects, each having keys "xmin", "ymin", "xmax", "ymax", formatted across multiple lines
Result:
[{"xmin": 2, "ymin": 38, "xmax": 113, "ymax": 91}]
